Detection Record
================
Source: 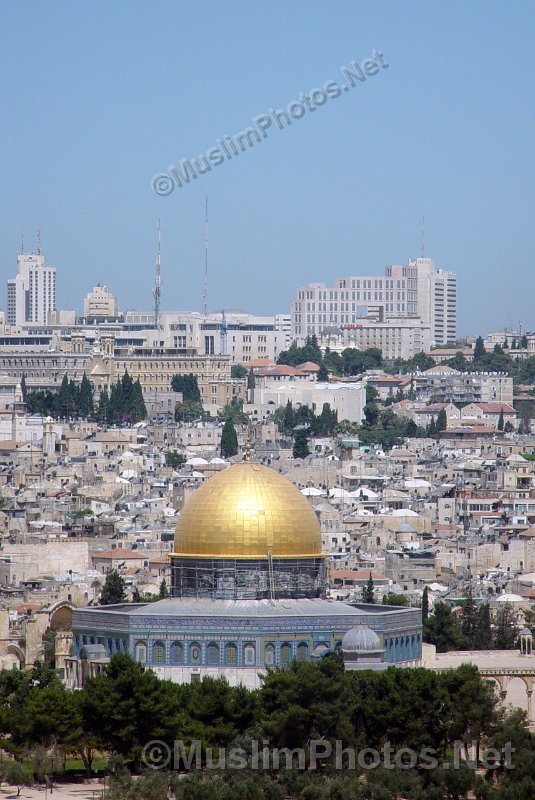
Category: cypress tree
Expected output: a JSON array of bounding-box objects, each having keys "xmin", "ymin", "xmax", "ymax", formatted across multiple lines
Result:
[
  {"xmin": 461, "ymin": 587, "xmax": 477, "ymax": 643},
  {"xmin": 473, "ymin": 603, "xmax": 492, "ymax": 650},
  {"xmin": 362, "ymin": 573, "xmax": 375, "ymax": 604},
  {"xmin": 422, "ymin": 586, "xmax": 429, "ymax": 621},
  {"xmin": 292, "ymin": 428, "xmax": 310, "ymax": 459},
  {"xmin": 221, "ymin": 418, "xmax": 238, "ymax": 458},
  {"xmin": 79, "ymin": 372, "xmax": 94, "ymax": 418}
]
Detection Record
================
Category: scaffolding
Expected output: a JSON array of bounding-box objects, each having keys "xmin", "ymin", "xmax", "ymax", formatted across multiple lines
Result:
[{"xmin": 171, "ymin": 556, "xmax": 326, "ymax": 600}]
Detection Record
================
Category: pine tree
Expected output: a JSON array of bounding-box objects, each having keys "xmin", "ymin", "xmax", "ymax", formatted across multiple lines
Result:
[
  {"xmin": 100, "ymin": 571, "xmax": 127, "ymax": 605},
  {"xmin": 362, "ymin": 573, "xmax": 375, "ymax": 604},
  {"xmin": 317, "ymin": 364, "xmax": 329, "ymax": 382},
  {"xmin": 422, "ymin": 586, "xmax": 429, "ymax": 621},
  {"xmin": 497, "ymin": 408, "xmax": 505, "ymax": 431},
  {"xmin": 20, "ymin": 374, "xmax": 28, "ymax": 401},
  {"xmin": 292, "ymin": 428, "xmax": 310, "ymax": 459},
  {"xmin": 158, "ymin": 579, "xmax": 169, "ymax": 599},
  {"xmin": 220, "ymin": 418, "xmax": 238, "ymax": 458},
  {"xmin": 427, "ymin": 417, "xmax": 437, "ymax": 437}
]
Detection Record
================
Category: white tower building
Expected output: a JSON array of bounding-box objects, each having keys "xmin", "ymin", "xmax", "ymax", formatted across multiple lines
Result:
[{"xmin": 6, "ymin": 252, "xmax": 57, "ymax": 325}]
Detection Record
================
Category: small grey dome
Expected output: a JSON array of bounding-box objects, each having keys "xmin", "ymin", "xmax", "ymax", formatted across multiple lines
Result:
[
  {"xmin": 342, "ymin": 625, "xmax": 382, "ymax": 653},
  {"xmin": 520, "ymin": 627, "xmax": 532, "ymax": 636},
  {"xmin": 397, "ymin": 523, "xmax": 416, "ymax": 533}
]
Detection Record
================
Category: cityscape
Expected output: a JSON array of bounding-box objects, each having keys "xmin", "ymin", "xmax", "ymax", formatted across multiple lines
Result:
[{"xmin": 1, "ymin": 3, "xmax": 534, "ymax": 800}]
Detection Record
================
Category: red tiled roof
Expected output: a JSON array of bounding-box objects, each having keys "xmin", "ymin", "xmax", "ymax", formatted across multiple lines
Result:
[
  {"xmin": 297, "ymin": 361, "xmax": 321, "ymax": 371},
  {"xmin": 473, "ymin": 403, "xmax": 516, "ymax": 414}
]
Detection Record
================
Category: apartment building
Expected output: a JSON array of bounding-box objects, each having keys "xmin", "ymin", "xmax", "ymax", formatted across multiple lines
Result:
[
  {"xmin": 291, "ymin": 257, "xmax": 456, "ymax": 347},
  {"xmin": 408, "ymin": 367, "xmax": 513, "ymax": 405},
  {"xmin": 320, "ymin": 317, "xmax": 431, "ymax": 361}
]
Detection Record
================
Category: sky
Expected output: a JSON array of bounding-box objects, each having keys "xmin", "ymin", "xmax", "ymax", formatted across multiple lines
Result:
[{"xmin": 1, "ymin": 0, "xmax": 534, "ymax": 336}]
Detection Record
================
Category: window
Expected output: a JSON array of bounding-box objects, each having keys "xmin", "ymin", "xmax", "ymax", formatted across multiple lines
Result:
[
  {"xmin": 264, "ymin": 643, "xmax": 275, "ymax": 666},
  {"xmin": 226, "ymin": 642, "xmax": 237, "ymax": 665},
  {"xmin": 135, "ymin": 640, "xmax": 147, "ymax": 663},
  {"xmin": 297, "ymin": 642, "xmax": 309, "ymax": 661},
  {"xmin": 280, "ymin": 643, "xmax": 292, "ymax": 666},
  {"xmin": 190, "ymin": 642, "xmax": 201, "ymax": 665},
  {"xmin": 153, "ymin": 641, "xmax": 165, "ymax": 664},
  {"xmin": 207, "ymin": 642, "xmax": 220, "ymax": 665},
  {"xmin": 244, "ymin": 643, "xmax": 255, "ymax": 666},
  {"xmin": 170, "ymin": 642, "xmax": 183, "ymax": 664}
]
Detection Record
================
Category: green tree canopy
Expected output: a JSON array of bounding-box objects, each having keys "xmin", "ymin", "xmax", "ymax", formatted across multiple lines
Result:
[{"xmin": 100, "ymin": 571, "xmax": 127, "ymax": 605}]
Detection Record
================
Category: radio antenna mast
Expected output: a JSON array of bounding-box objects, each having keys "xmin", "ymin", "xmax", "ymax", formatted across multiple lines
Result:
[
  {"xmin": 153, "ymin": 218, "xmax": 162, "ymax": 330},
  {"xmin": 203, "ymin": 194, "xmax": 208, "ymax": 317}
]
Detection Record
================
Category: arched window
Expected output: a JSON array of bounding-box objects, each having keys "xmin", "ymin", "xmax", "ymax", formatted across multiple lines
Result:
[
  {"xmin": 264, "ymin": 643, "xmax": 275, "ymax": 667},
  {"xmin": 135, "ymin": 640, "xmax": 147, "ymax": 663},
  {"xmin": 297, "ymin": 642, "xmax": 309, "ymax": 661},
  {"xmin": 226, "ymin": 642, "xmax": 237, "ymax": 665},
  {"xmin": 280, "ymin": 643, "xmax": 292, "ymax": 666},
  {"xmin": 190, "ymin": 642, "xmax": 201, "ymax": 665},
  {"xmin": 243, "ymin": 643, "xmax": 255, "ymax": 666},
  {"xmin": 207, "ymin": 642, "xmax": 220, "ymax": 665},
  {"xmin": 153, "ymin": 641, "xmax": 165, "ymax": 664},
  {"xmin": 170, "ymin": 642, "xmax": 183, "ymax": 664}
]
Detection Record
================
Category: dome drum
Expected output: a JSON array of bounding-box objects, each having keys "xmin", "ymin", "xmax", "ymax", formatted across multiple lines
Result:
[{"xmin": 172, "ymin": 556, "xmax": 326, "ymax": 600}]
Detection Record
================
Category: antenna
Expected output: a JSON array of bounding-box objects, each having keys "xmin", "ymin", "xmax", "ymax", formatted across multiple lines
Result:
[
  {"xmin": 420, "ymin": 215, "xmax": 425, "ymax": 258},
  {"xmin": 153, "ymin": 219, "xmax": 162, "ymax": 330},
  {"xmin": 20, "ymin": 231, "xmax": 24, "ymax": 255},
  {"xmin": 37, "ymin": 229, "xmax": 41, "ymax": 255},
  {"xmin": 220, "ymin": 308, "xmax": 227, "ymax": 355},
  {"xmin": 203, "ymin": 194, "xmax": 208, "ymax": 317}
]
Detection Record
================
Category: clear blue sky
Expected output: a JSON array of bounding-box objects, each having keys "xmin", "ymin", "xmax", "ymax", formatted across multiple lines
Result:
[{"xmin": 1, "ymin": 0, "xmax": 534, "ymax": 335}]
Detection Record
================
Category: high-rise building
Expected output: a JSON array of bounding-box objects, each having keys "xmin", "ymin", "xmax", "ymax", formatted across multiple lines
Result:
[
  {"xmin": 411, "ymin": 257, "xmax": 457, "ymax": 346},
  {"xmin": 291, "ymin": 257, "xmax": 456, "ymax": 347},
  {"xmin": 6, "ymin": 253, "xmax": 57, "ymax": 326},
  {"xmin": 83, "ymin": 285, "xmax": 119, "ymax": 321}
]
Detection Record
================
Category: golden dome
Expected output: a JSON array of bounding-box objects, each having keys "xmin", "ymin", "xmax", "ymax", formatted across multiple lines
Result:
[{"xmin": 173, "ymin": 462, "xmax": 323, "ymax": 559}]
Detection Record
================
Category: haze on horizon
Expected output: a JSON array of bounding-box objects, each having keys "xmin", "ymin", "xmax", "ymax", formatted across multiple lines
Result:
[{"xmin": 1, "ymin": 0, "xmax": 533, "ymax": 337}]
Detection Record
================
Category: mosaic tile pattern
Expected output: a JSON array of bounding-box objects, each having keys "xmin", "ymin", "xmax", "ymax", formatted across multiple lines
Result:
[{"xmin": 174, "ymin": 463, "xmax": 322, "ymax": 558}]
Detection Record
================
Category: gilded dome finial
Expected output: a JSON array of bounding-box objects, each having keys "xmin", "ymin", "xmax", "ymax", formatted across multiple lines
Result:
[{"xmin": 244, "ymin": 427, "xmax": 252, "ymax": 462}]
